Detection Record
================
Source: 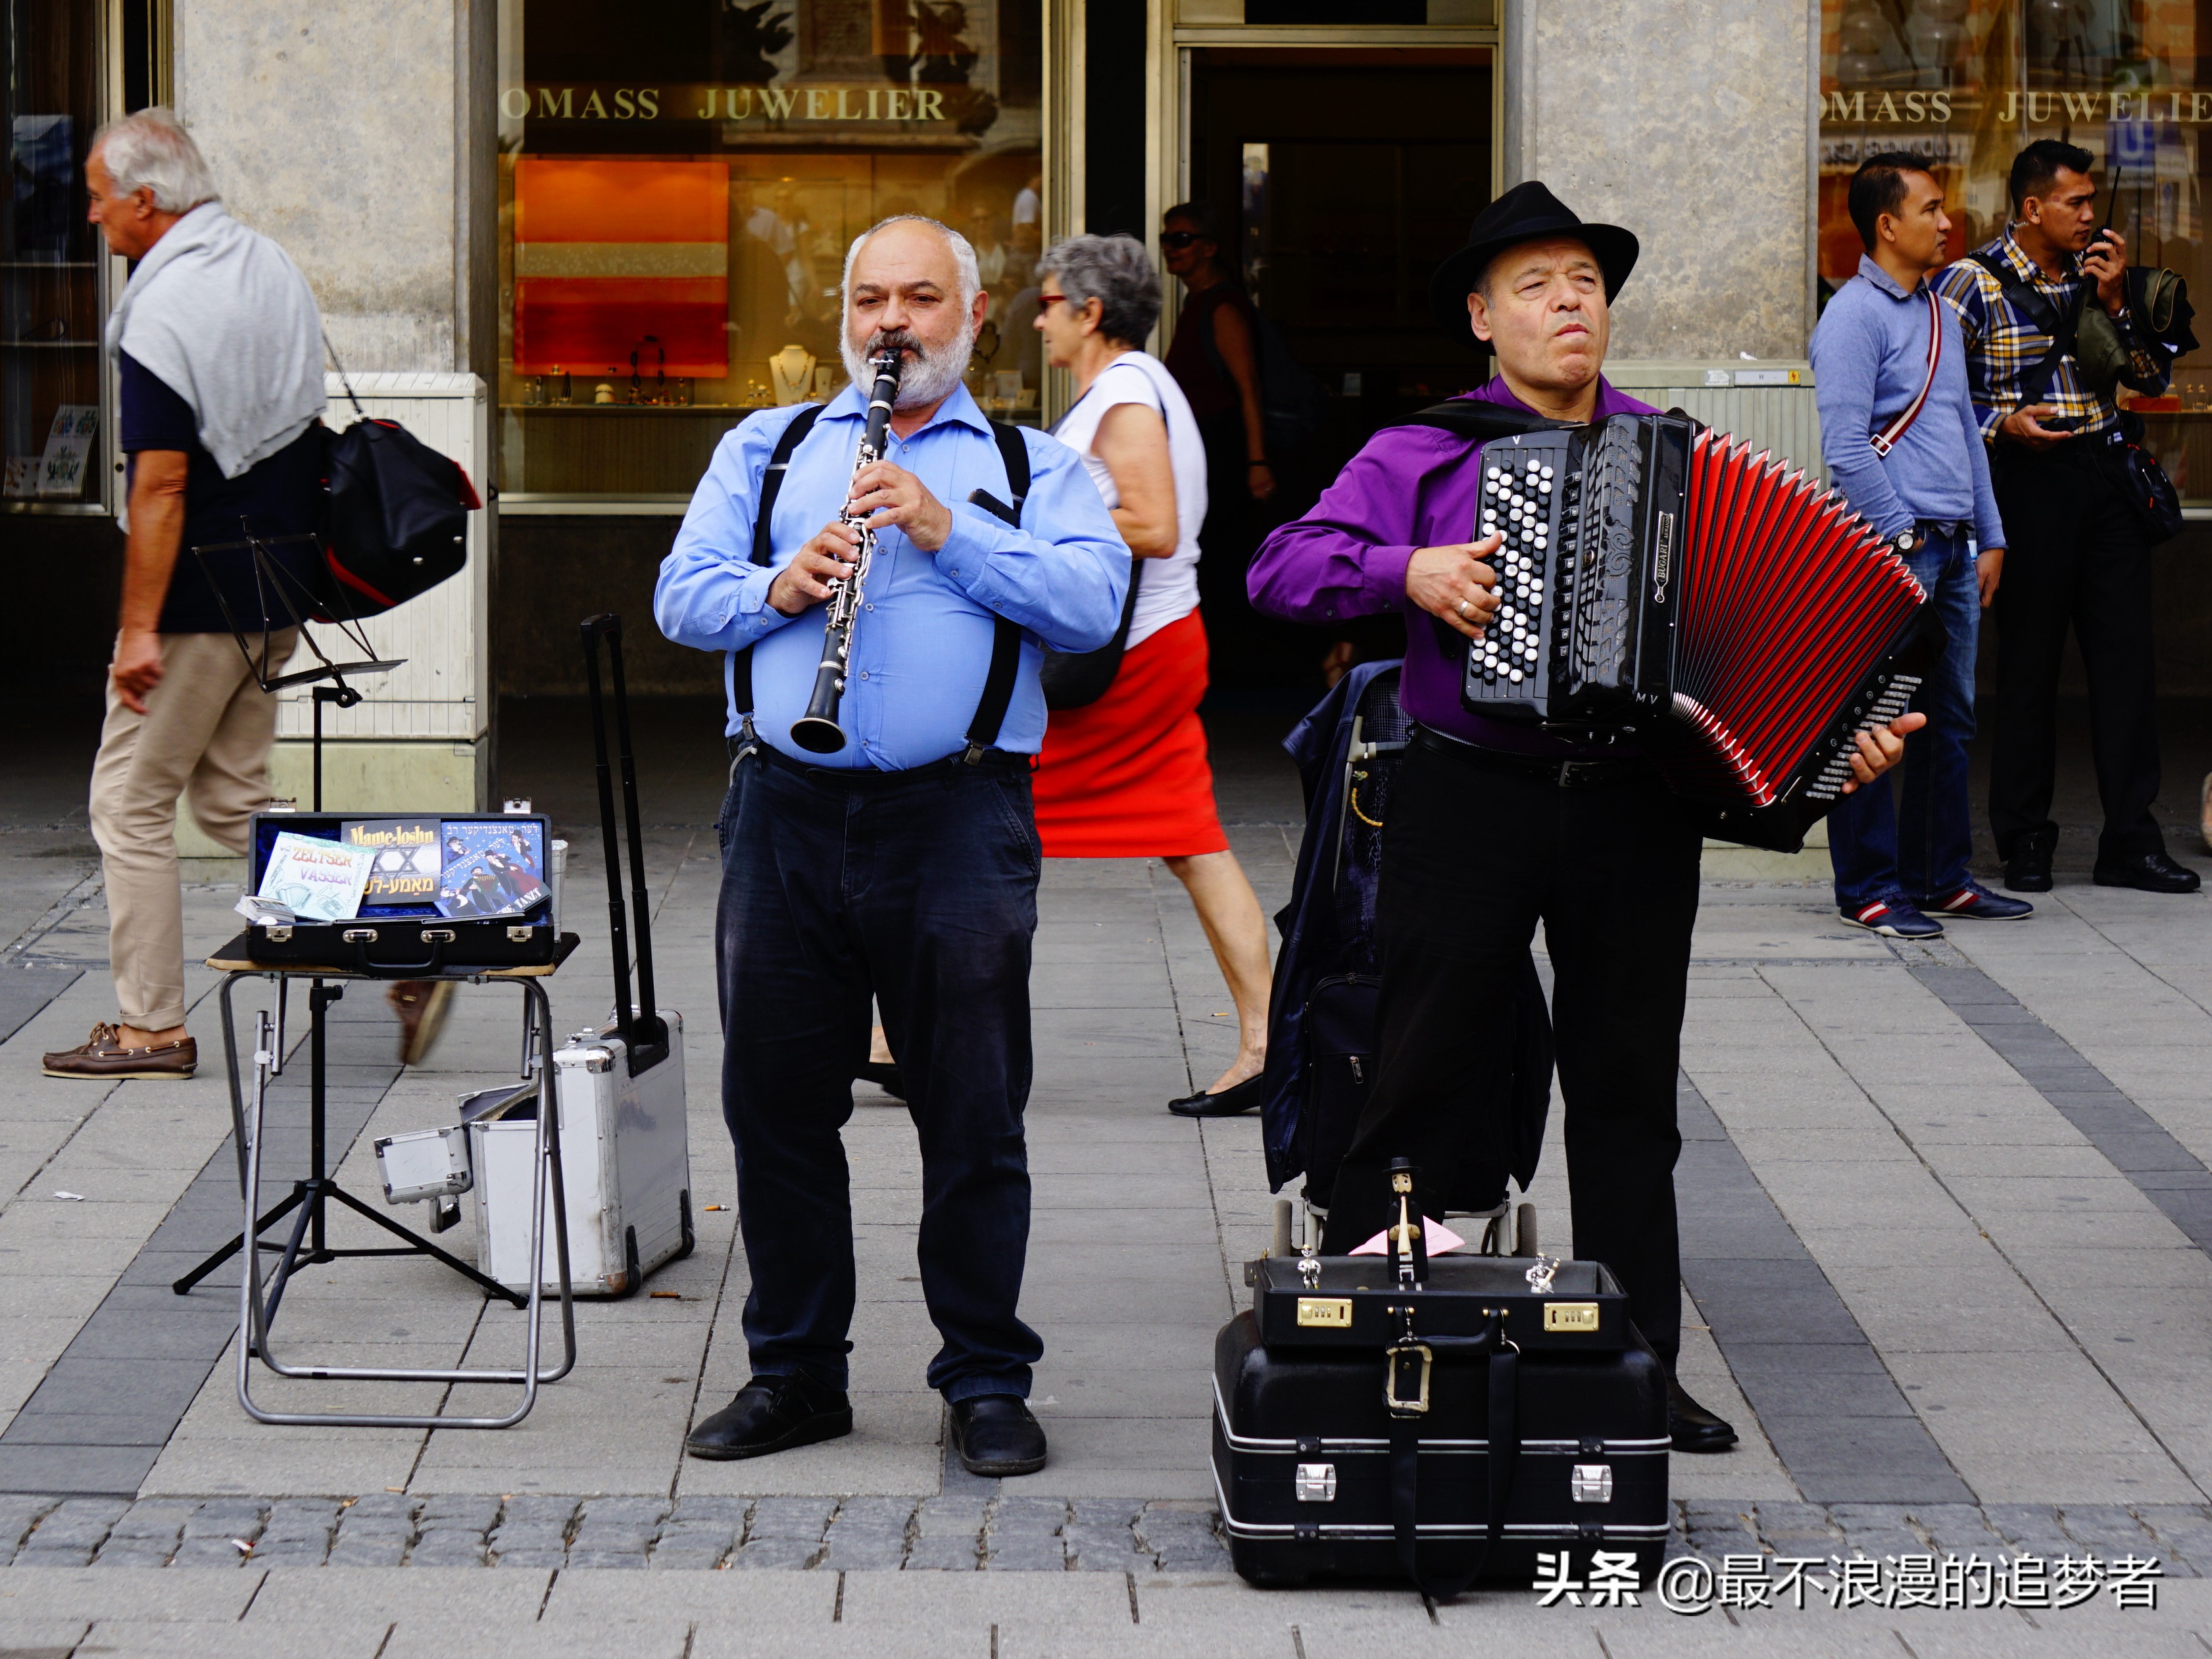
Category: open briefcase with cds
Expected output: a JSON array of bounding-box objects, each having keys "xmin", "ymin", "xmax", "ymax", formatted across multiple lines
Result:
[
  {"xmin": 239, "ymin": 809, "xmax": 560, "ymax": 973},
  {"xmin": 1215, "ymin": 1159, "xmax": 1670, "ymax": 1595}
]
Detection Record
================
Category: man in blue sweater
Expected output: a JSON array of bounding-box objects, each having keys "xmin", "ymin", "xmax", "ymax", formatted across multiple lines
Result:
[{"xmin": 1810, "ymin": 153, "xmax": 2032, "ymax": 937}]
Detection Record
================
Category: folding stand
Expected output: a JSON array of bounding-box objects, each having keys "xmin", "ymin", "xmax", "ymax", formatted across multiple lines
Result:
[{"xmin": 189, "ymin": 946, "xmax": 579, "ymax": 1429}]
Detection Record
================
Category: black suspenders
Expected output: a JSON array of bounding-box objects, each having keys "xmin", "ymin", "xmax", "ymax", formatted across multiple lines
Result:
[{"xmin": 729, "ymin": 409, "xmax": 1030, "ymax": 764}]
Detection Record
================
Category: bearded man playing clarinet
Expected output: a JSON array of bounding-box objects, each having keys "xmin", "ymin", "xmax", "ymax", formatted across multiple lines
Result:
[
  {"xmin": 656, "ymin": 214, "xmax": 1125, "ymax": 1475},
  {"xmin": 1249, "ymin": 182, "xmax": 1924, "ymax": 1454}
]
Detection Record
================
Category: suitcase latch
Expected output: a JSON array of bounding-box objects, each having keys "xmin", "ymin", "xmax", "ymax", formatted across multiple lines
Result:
[
  {"xmin": 342, "ymin": 928, "xmax": 379, "ymax": 943},
  {"xmin": 1295, "ymin": 1297, "xmax": 1351, "ymax": 1329},
  {"xmin": 262, "ymin": 924, "xmax": 293, "ymax": 943},
  {"xmin": 1384, "ymin": 1342, "xmax": 1432, "ymax": 1416},
  {"xmin": 1544, "ymin": 1301, "xmax": 1600, "ymax": 1333},
  {"xmin": 421, "ymin": 928, "xmax": 456, "ymax": 943},
  {"xmin": 508, "ymin": 926, "xmax": 531, "ymax": 943},
  {"xmin": 1571, "ymin": 1462, "xmax": 1613, "ymax": 1504},
  {"xmin": 1294, "ymin": 1463, "xmax": 1337, "ymax": 1503}
]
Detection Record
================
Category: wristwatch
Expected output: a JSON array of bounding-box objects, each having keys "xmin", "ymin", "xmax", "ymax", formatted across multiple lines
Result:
[{"xmin": 1892, "ymin": 527, "xmax": 1919, "ymax": 554}]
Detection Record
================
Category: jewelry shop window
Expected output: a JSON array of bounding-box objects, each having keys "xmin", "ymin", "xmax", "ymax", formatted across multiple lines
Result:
[
  {"xmin": 3, "ymin": 0, "xmax": 106, "ymax": 510},
  {"xmin": 1820, "ymin": 0, "xmax": 2212, "ymax": 499},
  {"xmin": 498, "ymin": 0, "xmax": 1044, "ymax": 503}
]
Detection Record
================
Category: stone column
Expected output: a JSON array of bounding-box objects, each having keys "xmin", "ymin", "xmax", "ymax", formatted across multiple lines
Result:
[
  {"xmin": 171, "ymin": 2, "xmax": 499, "ymax": 822},
  {"xmin": 1500, "ymin": 0, "xmax": 1816, "ymax": 362}
]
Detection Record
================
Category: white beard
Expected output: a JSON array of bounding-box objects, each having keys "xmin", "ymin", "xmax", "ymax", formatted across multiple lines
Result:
[{"xmin": 840, "ymin": 317, "xmax": 978, "ymax": 411}]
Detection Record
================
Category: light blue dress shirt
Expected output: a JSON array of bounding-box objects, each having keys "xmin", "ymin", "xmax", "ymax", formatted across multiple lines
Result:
[{"xmin": 655, "ymin": 382, "xmax": 1127, "ymax": 770}]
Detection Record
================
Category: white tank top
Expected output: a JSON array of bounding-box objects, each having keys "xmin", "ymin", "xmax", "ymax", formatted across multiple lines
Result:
[{"xmin": 1050, "ymin": 352, "xmax": 1209, "ymax": 649}]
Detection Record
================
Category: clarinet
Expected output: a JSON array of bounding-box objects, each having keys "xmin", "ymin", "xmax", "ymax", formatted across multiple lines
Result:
[{"xmin": 790, "ymin": 347, "xmax": 903, "ymax": 755}]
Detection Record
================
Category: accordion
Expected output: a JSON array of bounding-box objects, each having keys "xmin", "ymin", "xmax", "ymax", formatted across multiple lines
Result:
[{"xmin": 1450, "ymin": 410, "xmax": 1940, "ymax": 853}]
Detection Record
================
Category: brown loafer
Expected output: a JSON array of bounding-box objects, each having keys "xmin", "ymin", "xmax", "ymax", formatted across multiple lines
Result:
[
  {"xmin": 43, "ymin": 1023, "xmax": 197, "ymax": 1080},
  {"xmin": 389, "ymin": 980, "xmax": 455, "ymax": 1066}
]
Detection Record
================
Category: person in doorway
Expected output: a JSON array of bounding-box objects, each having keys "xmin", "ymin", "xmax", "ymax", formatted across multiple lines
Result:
[
  {"xmin": 1934, "ymin": 140, "xmax": 2198, "ymax": 895},
  {"xmin": 1031, "ymin": 234, "xmax": 1273, "ymax": 1116},
  {"xmin": 656, "ymin": 215, "xmax": 1125, "ymax": 1476},
  {"xmin": 1811, "ymin": 154, "xmax": 2030, "ymax": 937},
  {"xmin": 1248, "ymin": 181, "xmax": 1923, "ymax": 1452},
  {"xmin": 1161, "ymin": 203, "xmax": 1274, "ymax": 519},
  {"xmin": 45, "ymin": 109, "xmax": 324, "ymax": 1083}
]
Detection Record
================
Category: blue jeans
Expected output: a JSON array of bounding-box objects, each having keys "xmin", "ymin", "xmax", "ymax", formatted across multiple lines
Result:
[
  {"xmin": 715, "ymin": 747, "xmax": 1045, "ymax": 1402},
  {"xmin": 1827, "ymin": 528, "xmax": 1981, "ymax": 910}
]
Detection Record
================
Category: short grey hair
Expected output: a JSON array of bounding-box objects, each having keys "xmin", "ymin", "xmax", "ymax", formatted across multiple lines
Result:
[
  {"xmin": 92, "ymin": 107, "xmax": 218, "ymax": 214},
  {"xmin": 841, "ymin": 214, "xmax": 981, "ymax": 308},
  {"xmin": 1039, "ymin": 234, "xmax": 1160, "ymax": 347}
]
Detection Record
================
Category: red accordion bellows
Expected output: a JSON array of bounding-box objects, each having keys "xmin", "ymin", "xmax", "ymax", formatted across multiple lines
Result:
[{"xmin": 1658, "ymin": 432, "xmax": 1929, "ymax": 808}]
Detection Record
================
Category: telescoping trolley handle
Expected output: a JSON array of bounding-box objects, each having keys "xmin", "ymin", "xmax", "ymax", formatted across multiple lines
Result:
[{"xmin": 581, "ymin": 613, "xmax": 670, "ymax": 1076}]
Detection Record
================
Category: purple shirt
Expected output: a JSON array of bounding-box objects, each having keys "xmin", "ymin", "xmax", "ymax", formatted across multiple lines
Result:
[{"xmin": 1248, "ymin": 374, "xmax": 1658, "ymax": 755}]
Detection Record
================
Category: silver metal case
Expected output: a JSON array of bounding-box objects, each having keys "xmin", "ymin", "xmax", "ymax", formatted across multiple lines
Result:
[{"xmin": 374, "ymin": 1125, "xmax": 474, "ymax": 1204}]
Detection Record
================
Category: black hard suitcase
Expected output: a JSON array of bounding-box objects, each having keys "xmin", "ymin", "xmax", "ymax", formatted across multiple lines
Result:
[
  {"xmin": 240, "ymin": 811, "xmax": 560, "ymax": 973},
  {"xmin": 1215, "ymin": 1241, "xmax": 1669, "ymax": 1592}
]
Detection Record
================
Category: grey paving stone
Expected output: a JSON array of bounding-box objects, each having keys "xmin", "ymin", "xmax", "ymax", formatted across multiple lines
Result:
[
  {"xmin": 903, "ymin": 1495, "xmax": 985, "ymax": 1570},
  {"xmin": 1910, "ymin": 1503, "xmax": 2011, "ymax": 1560},
  {"xmin": 1064, "ymin": 1500, "xmax": 1146, "ymax": 1572},
  {"xmin": 2058, "ymin": 1504, "xmax": 2158, "ymax": 1555},
  {"xmin": 666, "ymin": 1495, "xmax": 749, "ymax": 1526},
  {"xmin": 14, "ymin": 1546, "xmax": 95, "ymax": 1567},
  {"xmin": 648, "ymin": 1544, "xmax": 732, "ymax": 1570},
  {"xmin": 339, "ymin": 1493, "xmax": 418, "ymax": 1522},
  {"xmin": 745, "ymin": 1497, "xmax": 834, "ymax": 1541},
  {"xmin": 170, "ymin": 1538, "xmax": 256, "ymax": 1568},
  {"xmin": 567, "ymin": 1549, "xmax": 649, "ymax": 1568},
  {"xmin": 984, "ymin": 1495, "xmax": 1068, "ymax": 1572},
  {"xmin": 489, "ymin": 1547, "xmax": 566, "ymax": 1570},
  {"xmin": 248, "ymin": 1543, "xmax": 333, "ymax": 1568},
  {"xmin": 0, "ymin": 1495, "xmax": 58, "ymax": 1562},
  {"xmin": 26, "ymin": 1497, "xmax": 130, "ymax": 1552},
  {"xmin": 408, "ymin": 1533, "xmax": 491, "ymax": 1566},
  {"xmin": 489, "ymin": 1521, "xmax": 572, "ymax": 1554},
  {"xmin": 184, "ymin": 1499, "xmax": 269, "ymax": 1537},
  {"xmin": 1986, "ymin": 1503, "xmax": 2078, "ymax": 1558},
  {"xmin": 578, "ymin": 1496, "xmax": 672, "ymax": 1527},
  {"xmin": 2131, "ymin": 1507, "xmax": 2212, "ymax": 1577},
  {"xmin": 1136, "ymin": 1506, "xmax": 1225, "ymax": 1572},
  {"xmin": 821, "ymin": 1497, "xmax": 916, "ymax": 1570},
  {"xmin": 90, "ymin": 1545, "xmax": 174, "ymax": 1568},
  {"xmin": 108, "ymin": 1499, "xmax": 193, "ymax": 1542},
  {"xmin": 418, "ymin": 1493, "xmax": 503, "ymax": 1528},
  {"xmin": 1749, "ymin": 1502, "xmax": 1836, "ymax": 1550},
  {"xmin": 729, "ymin": 1535, "xmax": 820, "ymax": 1569}
]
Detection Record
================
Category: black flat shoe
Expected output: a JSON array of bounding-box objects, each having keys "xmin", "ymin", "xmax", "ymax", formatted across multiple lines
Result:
[
  {"xmin": 2093, "ymin": 850, "xmax": 2202, "ymax": 894},
  {"xmin": 948, "ymin": 1394, "xmax": 1048, "ymax": 1476},
  {"xmin": 1669, "ymin": 1378, "xmax": 1738, "ymax": 1454},
  {"xmin": 685, "ymin": 1372, "xmax": 852, "ymax": 1461},
  {"xmin": 2002, "ymin": 824, "xmax": 2057, "ymax": 893},
  {"xmin": 856, "ymin": 1061, "xmax": 906, "ymax": 1099},
  {"xmin": 1167, "ymin": 1074, "xmax": 1264, "ymax": 1118}
]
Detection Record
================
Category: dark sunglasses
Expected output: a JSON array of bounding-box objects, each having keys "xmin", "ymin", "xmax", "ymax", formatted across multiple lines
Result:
[{"xmin": 1159, "ymin": 230, "xmax": 1207, "ymax": 249}]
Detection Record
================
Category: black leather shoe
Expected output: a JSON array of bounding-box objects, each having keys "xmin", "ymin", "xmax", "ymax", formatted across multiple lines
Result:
[
  {"xmin": 855, "ymin": 1061, "xmax": 906, "ymax": 1099},
  {"xmin": 1167, "ymin": 1074, "xmax": 1263, "ymax": 1118},
  {"xmin": 685, "ymin": 1373, "xmax": 852, "ymax": 1461},
  {"xmin": 1669, "ymin": 1379, "xmax": 1738, "ymax": 1454},
  {"xmin": 2093, "ymin": 850, "xmax": 2203, "ymax": 894},
  {"xmin": 948, "ymin": 1394, "xmax": 1048, "ymax": 1476},
  {"xmin": 2002, "ymin": 824, "xmax": 2058, "ymax": 893}
]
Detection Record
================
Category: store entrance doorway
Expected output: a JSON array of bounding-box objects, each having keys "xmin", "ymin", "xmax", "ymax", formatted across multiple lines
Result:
[{"xmin": 1181, "ymin": 48, "xmax": 1494, "ymax": 691}]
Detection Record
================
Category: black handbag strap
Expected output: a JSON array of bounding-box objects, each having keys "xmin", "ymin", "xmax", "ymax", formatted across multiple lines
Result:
[
  {"xmin": 960, "ymin": 421, "xmax": 1031, "ymax": 762},
  {"xmin": 730, "ymin": 403, "xmax": 827, "ymax": 745},
  {"xmin": 1967, "ymin": 251, "xmax": 2086, "ymax": 409},
  {"xmin": 1388, "ymin": 1309, "xmax": 1519, "ymax": 1602},
  {"xmin": 1396, "ymin": 400, "xmax": 1577, "ymax": 444}
]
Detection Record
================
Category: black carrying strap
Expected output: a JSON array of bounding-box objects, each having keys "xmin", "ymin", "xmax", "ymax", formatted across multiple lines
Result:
[
  {"xmin": 730, "ymin": 403, "xmax": 827, "ymax": 741},
  {"xmin": 1388, "ymin": 1310, "xmax": 1519, "ymax": 1602},
  {"xmin": 1967, "ymin": 251, "xmax": 2087, "ymax": 409},
  {"xmin": 960, "ymin": 420, "xmax": 1031, "ymax": 762},
  {"xmin": 731, "ymin": 407, "xmax": 1029, "ymax": 764},
  {"xmin": 581, "ymin": 613, "xmax": 670, "ymax": 1076},
  {"xmin": 1396, "ymin": 400, "xmax": 1579, "ymax": 443}
]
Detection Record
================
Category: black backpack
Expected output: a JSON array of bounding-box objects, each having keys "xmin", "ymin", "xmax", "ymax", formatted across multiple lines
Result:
[{"xmin": 317, "ymin": 352, "xmax": 481, "ymax": 620}]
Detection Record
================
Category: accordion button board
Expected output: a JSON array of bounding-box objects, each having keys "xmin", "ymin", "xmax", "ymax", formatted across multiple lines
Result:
[
  {"xmin": 1462, "ymin": 416, "xmax": 1688, "ymax": 730},
  {"xmin": 1453, "ymin": 411, "xmax": 1942, "ymax": 854}
]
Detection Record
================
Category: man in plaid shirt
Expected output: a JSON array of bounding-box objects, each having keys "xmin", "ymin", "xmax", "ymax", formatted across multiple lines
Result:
[{"xmin": 1934, "ymin": 139, "xmax": 2199, "ymax": 895}]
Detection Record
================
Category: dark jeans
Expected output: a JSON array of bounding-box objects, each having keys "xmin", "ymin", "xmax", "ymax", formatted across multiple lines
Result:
[
  {"xmin": 1323, "ymin": 737, "xmax": 1704, "ymax": 1368},
  {"xmin": 1827, "ymin": 528, "xmax": 1981, "ymax": 908},
  {"xmin": 714, "ymin": 747, "xmax": 1045, "ymax": 1402},
  {"xmin": 1989, "ymin": 442, "xmax": 2165, "ymax": 860}
]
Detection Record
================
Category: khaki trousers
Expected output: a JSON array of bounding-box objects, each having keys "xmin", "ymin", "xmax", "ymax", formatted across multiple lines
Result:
[{"xmin": 88, "ymin": 630, "xmax": 296, "ymax": 1030}]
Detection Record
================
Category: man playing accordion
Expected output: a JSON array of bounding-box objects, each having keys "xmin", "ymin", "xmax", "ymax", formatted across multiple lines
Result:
[{"xmin": 1249, "ymin": 182, "xmax": 1921, "ymax": 1454}]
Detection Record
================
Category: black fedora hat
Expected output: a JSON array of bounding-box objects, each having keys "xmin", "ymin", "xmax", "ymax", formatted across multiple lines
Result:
[{"xmin": 1428, "ymin": 181, "xmax": 1639, "ymax": 348}]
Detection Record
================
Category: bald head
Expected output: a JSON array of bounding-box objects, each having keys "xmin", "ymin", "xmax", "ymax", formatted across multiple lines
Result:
[{"xmin": 840, "ymin": 215, "xmax": 988, "ymax": 411}]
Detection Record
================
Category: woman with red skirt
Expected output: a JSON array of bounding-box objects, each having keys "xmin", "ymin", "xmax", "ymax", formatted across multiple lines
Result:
[{"xmin": 1031, "ymin": 235, "xmax": 1272, "ymax": 1116}]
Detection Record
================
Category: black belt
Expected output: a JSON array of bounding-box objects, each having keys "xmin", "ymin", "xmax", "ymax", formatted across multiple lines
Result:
[
  {"xmin": 1413, "ymin": 726, "xmax": 1655, "ymax": 790},
  {"xmin": 742, "ymin": 739, "xmax": 1027, "ymax": 789}
]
